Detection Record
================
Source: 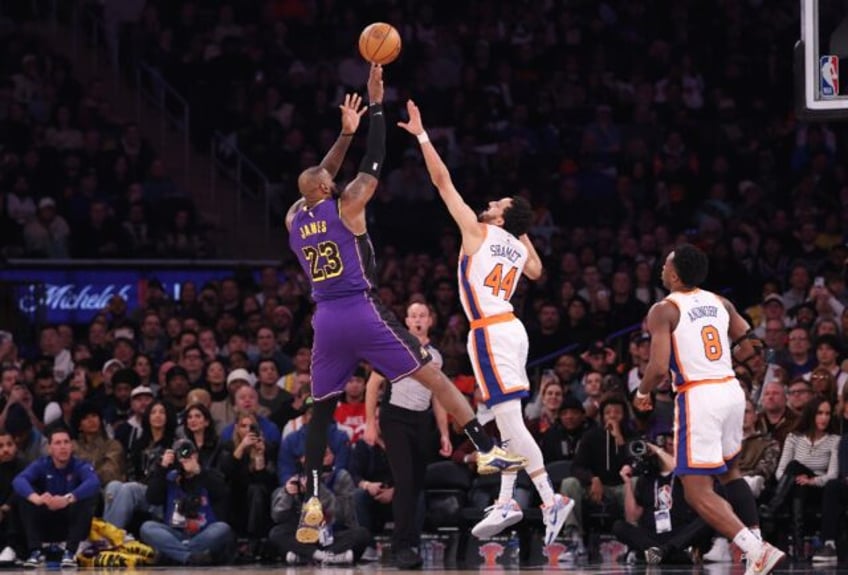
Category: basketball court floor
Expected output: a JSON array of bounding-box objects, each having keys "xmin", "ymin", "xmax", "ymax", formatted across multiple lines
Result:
[{"xmin": 33, "ymin": 564, "xmax": 838, "ymax": 574}]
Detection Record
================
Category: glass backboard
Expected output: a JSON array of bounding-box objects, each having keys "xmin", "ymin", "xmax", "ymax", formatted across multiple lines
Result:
[{"xmin": 797, "ymin": 0, "xmax": 848, "ymax": 119}]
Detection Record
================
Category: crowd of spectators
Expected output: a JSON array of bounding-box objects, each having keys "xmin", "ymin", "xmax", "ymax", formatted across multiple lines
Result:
[
  {"xmin": 0, "ymin": 276, "xmax": 847, "ymax": 565},
  {"xmin": 0, "ymin": 8, "xmax": 208, "ymax": 259}
]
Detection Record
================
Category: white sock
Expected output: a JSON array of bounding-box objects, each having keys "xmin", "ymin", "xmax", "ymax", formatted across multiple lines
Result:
[
  {"xmin": 751, "ymin": 527, "xmax": 762, "ymax": 540},
  {"xmin": 498, "ymin": 472, "xmax": 517, "ymax": 502},
  {"xmin": 733, "ymin": 528, "xmax": 764, "ymax": 555},
  {"xmin": 532, "ymin": 471, "xmax": 556, "ymax": 508}
]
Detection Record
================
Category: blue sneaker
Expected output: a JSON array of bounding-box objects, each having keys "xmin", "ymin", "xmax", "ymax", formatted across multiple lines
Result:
[
  {"xmin": 60, "ymin": 550, "xmax": 77, "ymax": 569},
  {"xmin": 23, "ymin": 550, "xmax": 44, "ymax": 569}
]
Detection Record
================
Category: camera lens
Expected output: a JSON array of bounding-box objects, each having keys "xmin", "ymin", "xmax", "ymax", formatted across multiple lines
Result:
[{"xmin": 628, "ymin": 439, "xmax": 648, "ymax": 458}]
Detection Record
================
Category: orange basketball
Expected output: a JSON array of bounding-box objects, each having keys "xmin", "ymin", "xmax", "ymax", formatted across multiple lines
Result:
[{"xmin": 358, "ymin": 22, "xmax": 402, "ymax": 65}]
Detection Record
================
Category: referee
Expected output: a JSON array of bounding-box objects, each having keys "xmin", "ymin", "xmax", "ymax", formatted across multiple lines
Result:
[{"xmin": 364, "ymin": 300, "xmax": 452, "ymax": 570}]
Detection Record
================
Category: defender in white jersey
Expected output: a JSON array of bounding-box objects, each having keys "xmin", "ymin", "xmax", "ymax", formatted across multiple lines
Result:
[
  {"xmin": 636, "ymin": 244, "xmax": 784, "ymax": 575},
  {"xmin": 399, "ymin": 100, "xmax": 574, "ymax": 546}
]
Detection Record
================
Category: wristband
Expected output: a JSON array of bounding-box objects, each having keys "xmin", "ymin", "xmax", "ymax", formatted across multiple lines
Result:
[
  {"xmin": 417, "ymin": 131, "xmax": 430, "ymax": 144},
  {"xmin": 635, "ymin": 390, "xmax": 650, "ymax": 400}
]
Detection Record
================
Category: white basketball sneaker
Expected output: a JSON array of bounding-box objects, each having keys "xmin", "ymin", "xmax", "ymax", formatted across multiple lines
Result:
[
  {"xmin": 745, "ymin": 542, "xmax": 786, "ymax": 575},
  {"xmin": 542, "ymin": 494, "xmax": 575, "ymax": 546},
  {"xmin": 471, "ymin": 499, "xmax": 523, "ymax": 539}
]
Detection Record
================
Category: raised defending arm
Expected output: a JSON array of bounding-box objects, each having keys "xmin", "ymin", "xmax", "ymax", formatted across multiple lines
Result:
[{"xmin": 398, "ymin": 99, "xmax": 483, "ymax": 253}]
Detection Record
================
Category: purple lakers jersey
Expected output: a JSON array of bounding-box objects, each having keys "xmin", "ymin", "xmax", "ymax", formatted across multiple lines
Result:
[{"xmin": 289, "ymin": 199, "xmax": 377, "ymax": 302}]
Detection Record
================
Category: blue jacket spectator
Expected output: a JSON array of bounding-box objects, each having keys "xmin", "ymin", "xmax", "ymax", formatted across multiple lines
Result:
[
  {"xmin": 277, "ymin": 422, "xmax": 350, "ymax": 486},
  {"xmin": 12, "ymin": 427, "xmax": 99, "ymax": 567}
]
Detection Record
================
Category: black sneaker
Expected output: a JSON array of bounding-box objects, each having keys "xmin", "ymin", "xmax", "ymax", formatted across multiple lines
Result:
[
  {"xmin": 812, "ymin": 544, "xmax": 837, "ymax": 563},
  {"xmin": 394, "ymin": 547, "xmax": 423, "ymax": 569}
]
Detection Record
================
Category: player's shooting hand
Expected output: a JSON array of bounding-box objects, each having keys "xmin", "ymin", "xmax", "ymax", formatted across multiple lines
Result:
[
  {"xmin": 340, "ymin": 93, "xmax": 366, "ymax": 134},
  {"xmin": 367, "ymin": 63, "xmax": 383, "ymax": 104},
  {"xmin": 397, "ymin": 99, "xmax": 424, "ymax": 136}
]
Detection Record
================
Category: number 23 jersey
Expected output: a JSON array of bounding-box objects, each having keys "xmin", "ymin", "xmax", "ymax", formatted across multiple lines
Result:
[
  {"xmin": 289, "ymin": 198, "xmax": 376, "ymax": 302},
  {"xmin": 665, "ymin": 289, "xmax": 734, "ymax": 390},
  {"xmin": 458, "ymin": 224, "xmax": 527, "ymax": 319}
]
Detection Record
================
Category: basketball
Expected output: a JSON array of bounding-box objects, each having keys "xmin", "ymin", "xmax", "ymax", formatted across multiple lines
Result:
[{"xmin": 358, "ymin": 22, "xmax": 401, "ymax": 65}]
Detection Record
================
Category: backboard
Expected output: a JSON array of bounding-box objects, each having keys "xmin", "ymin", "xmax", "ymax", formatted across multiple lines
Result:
[{"xmin": 796, "ymin": 0, "xmax": 848, "ymax": 120}]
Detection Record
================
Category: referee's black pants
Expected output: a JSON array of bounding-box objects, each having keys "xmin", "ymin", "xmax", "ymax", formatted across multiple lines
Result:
[{"xmin": 381, "ymin": 404, "xmax": 432, "ymax": 552}]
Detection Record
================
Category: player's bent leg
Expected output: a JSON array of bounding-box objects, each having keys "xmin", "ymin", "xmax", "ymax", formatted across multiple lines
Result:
[
  {"xmin": 719, "ymin": 465, "xmax": 760, "ymax": 530},
  {"xmin": 681, "ymin": 474, "xmax": 785, "ymax": 575},
  {"xmin": 681, "ymin": 474, "xmax": 746, "ymax": 539},
  {"xmin": 490, "ymin": 400, "xmax": 573, "ymax": 543},
  {"xmin": 412, "ymin": 363, "xmax": 526, "ymax": 473},
  {"xmin": 412, "ymin": 362, "xmax": 475, "ymax": 424}
]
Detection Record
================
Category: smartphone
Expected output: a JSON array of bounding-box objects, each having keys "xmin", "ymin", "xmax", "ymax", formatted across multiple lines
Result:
[
  {"xmin": 764, "ymin": 348, "xmax": 777, "ymax": 364},
  {"xmin": 814, "ymin": 276, "xmax": 825, "ymax": 288}
]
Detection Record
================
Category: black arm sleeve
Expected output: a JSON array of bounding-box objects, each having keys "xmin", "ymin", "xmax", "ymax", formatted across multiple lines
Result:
[{"xmin": 358, "ymin": 103, "xmax": 385, "ymax": 177}]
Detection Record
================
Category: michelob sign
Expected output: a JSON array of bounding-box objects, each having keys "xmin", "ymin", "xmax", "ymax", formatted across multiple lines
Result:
[{"xmin": 0, "ymin": 267, "xmax": 257, "ymax": 323}]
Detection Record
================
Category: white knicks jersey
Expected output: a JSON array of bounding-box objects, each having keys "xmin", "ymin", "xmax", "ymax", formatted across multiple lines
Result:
[
  {"xmin": 458, "ymin": 224, "xmax": 528, "ymax": 320},
  {"xmin": 665, "ymin": 289, "xmax": 735, "ymax": 391}
]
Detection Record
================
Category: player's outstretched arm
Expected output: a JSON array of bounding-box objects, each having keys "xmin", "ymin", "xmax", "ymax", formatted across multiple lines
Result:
[
  {"xmin": 340, "ymin": 64, "xmax": 384, "ymax": 232},
  {"xmin": 319, "ymin": 93, "xmax": 366, "ymax": 178},
  {"xmin": 398, "ymin": 99, "xmax": 483, "ymax": 247}
]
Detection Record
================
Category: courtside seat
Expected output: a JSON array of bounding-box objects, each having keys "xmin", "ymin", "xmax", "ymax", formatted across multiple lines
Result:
[{"xmin": 424, "ymin": 461, "xmax": 473, "ymax": 530}]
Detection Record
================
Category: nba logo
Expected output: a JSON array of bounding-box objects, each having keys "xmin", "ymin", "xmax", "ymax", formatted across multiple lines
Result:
[{"xmin": 821, "ymin": 55, "xmax": 839, "ymax": 98}]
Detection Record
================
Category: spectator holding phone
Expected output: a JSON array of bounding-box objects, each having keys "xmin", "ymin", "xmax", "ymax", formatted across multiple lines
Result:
[{"xmin": 218, "ymin": 412, "xmax": 277, "ymax": 556}]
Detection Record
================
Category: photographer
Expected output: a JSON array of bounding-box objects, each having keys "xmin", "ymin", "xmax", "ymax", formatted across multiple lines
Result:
[
  {"xmin": 140, "ymin": 439, "xmax": 234, "ymax": 565},
  {"xmin": 268, "ymin": 473, "xmax": 369, "ymax": 565},
  {"xmin": 613, "ymin": 431, "xmax": 712, "ymax": 564}
]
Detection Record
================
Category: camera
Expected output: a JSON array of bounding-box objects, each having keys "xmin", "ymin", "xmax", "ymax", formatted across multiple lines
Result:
[
  {"xmin": 627, "ymin": 439, "xmax": 658, "ymax": 477},
  {"xmin": 172, "ymin": 438, "xmax": 196, "ymax": 460},
  {"xmin": 177, "ymin": 493, "xmax": 203, "ymax": 519}
]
